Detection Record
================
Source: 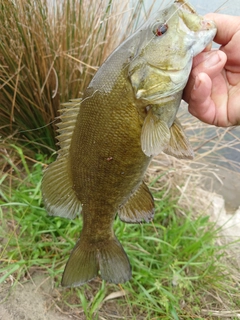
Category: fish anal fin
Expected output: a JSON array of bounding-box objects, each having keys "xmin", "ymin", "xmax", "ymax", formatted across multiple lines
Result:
[
  {"xmin": 163, "ymin": 118, "xmax": 194, "ymax": 159},
  {"xmin": 61, "ymin": 236, "xmax": 131, "ymax": 287},
  {"xmin": 42, "ymin": 157, "xmax": 82, "ymax": 219},
  {"xmin": 141, "ymin": 109, "xmax": 170, "ymax": 157},
  {"xmin": 118, "ymin": 181, "xmax": 154, "ymax": 223}
]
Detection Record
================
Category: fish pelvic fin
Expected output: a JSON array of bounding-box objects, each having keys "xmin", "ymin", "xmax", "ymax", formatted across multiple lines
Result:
[
  {"xmin": 118, "ymin": 181, "xmax": 154, "ymax": 223},
  {"xmin": 61, "ymin": 236, "xmax": 131, "ymax": 287},
  {"xmin": 41, "ymin": 99, "xmax": 82, "ymax": 219},
  {"xmin": 141, "ymin": 109, "xmax": 170, "ymax": 157},
  {"xmin": 163, "ymin": 118, "xmax": 194, "ymax": 160}
]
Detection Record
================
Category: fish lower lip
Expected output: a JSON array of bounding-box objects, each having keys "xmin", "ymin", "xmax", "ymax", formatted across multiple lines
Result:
[{"xmin": 201, "ymin": 20, "xmax": 216, "ymax": 30}]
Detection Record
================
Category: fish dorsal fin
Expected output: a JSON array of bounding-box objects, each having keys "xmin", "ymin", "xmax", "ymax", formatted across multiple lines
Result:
[
  {"xmin": 57, "ymin": 99, "xmax": 81, "ymax": 156},
  {"xmin": 118, "ymin": 181, "xmax": 154, "ymax": 223},
  {"xmin": 42, "ymin": 99, "xmax": 82, "ymax": 219},
  {"xmin": 141, "ymin": 108, "xmax": 170, "ymax": 157},
  {"xmin": 163, "ymin": 118, "xmax": 194, "ymax": 159}
]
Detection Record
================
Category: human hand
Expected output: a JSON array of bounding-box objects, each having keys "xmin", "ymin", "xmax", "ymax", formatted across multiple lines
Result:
[{"xmin": 183, "ymin": 13, "xmax": 240, "ymax": 127}]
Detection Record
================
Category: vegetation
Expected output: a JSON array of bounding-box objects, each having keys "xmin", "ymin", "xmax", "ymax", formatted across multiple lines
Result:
[
  {"xmin": 1, "ymin": 148, "xmax": 240, "ymax": 319},
  {"xmin": 1, "ymin": 0, "xmax": 240, "ymax": 319},
  {"xmin": 0, "ymin": 0, "xmax": 143, "ymax": 155}
]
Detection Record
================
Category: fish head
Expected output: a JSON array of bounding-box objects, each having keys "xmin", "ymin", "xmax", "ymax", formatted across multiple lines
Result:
[{"xmin": 128, "ymin": 0, "xmax": 217, "ymax": 103}]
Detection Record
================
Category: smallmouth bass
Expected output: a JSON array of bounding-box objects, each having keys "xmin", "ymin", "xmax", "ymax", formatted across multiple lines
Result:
[{"xmin": 42, "ymin": 0, "xmax": 216, "ymax": 287}]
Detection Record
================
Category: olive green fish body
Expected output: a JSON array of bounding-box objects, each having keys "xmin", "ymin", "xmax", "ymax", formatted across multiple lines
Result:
[
  {"xmin": 42, "ymin": 0, "xmax": 217, "ymax": 287},
  {"xmin": 61, "ymin": 50, "xmax": 154, "ymax": 286},
  {"xmin": 70, "ymin": 53, "xmax": 151, "ymax": 210}
]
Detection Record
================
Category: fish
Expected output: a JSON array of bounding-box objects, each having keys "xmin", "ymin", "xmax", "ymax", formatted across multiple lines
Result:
[{"xmin": 41, "ymin": 0, "xmax": 217, "ymax": 287}]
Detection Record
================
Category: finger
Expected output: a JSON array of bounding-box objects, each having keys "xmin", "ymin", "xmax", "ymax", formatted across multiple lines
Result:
[
  {"xmin": 192, "ymin": 50, "xmax": 227, "ymax": 74},
  {"xmin": 220, "ymin": 30, "xmax": 240, "ymax": 72},
  {"xmin": 204, "ymin": 13, "xmax": 240, "ymax": 46},
  {"xmin": 183, "ymin": 50, "xmax": 227, "ymax": 102},
  {"xmin": 188, "ymin": 73, "xmax": 217, "ymax": 125}
]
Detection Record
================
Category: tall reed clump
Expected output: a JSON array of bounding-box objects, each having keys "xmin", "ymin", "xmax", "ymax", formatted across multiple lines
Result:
[{"xmin": 0, "ymin": 0, "xmax": 146, "ymax": 155}]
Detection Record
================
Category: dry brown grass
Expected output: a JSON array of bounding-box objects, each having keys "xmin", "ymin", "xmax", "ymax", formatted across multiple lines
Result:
[{"xmin": 0, "ymin": 0, "xmax": 149, "ymax": 154}]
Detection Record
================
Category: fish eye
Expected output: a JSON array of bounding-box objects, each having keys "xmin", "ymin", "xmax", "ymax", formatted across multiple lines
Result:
[{"xmin": 154, "ymin": 23, "xmax": 168, "ymax": 36}]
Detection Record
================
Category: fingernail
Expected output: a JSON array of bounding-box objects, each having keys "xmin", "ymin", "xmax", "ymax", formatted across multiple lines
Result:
[
  {"xmin": 194, "ymin": 75, "xmax": 201, "ymax": 90},
  {"xmin": 204, "ymin": 51, "xmax": 220, "ymax": 68}
]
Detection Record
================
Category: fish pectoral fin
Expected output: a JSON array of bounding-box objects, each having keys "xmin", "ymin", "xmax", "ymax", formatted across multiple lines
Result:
[
  {"xmin": 42, "ymin": 157, "xmax": 82, "ymax": 219},
  {"xmin": 61, "ymin": 236, "xmax": 131, "ymax": 287},
  {"xmin": 163, "ymin": 118, "xmax": 194, "ymax": 159},
  {"xmin": 118, "ymin": 181, "xmax": 154, "ymax": 223},
  {"xmin": 141, "ymin": 109, "xmax": 170, "ymax": 157}
]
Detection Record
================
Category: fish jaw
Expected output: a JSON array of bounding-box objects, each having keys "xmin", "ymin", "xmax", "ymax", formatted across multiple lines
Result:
[
  {"xmin": 189, "ymin": 23, "xmax": 217, "ymax": 57},
  {"xmin": 178, "ymin": 16, "xmax": 217, "ymax": 57},
  {"xmin": 172, "ymin": 1, "xmax": 217, "ymax": 57}
]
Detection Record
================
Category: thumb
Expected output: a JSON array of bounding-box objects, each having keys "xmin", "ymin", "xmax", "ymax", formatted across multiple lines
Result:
[{"xmin": 183, "ymin": 50, "xmax": 226, "ymax": 103}]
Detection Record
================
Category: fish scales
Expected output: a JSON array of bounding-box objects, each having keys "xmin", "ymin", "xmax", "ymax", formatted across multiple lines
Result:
[
  {"xmin": 42, "ymin": 0, "xmax": 217, "ymax": 287},
  {"xmin": 70, "ymin": 62, "xmax": 150, "ymax": 206}
]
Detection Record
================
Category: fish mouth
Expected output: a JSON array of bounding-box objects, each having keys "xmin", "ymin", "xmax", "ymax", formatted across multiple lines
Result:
[
  {"xmin": 175, "ymin": 5, "xmax": 217, "ymax": 56},
  {"xmin": 175, "ymin": 0, "xmax": 217, "ymax": 34}
]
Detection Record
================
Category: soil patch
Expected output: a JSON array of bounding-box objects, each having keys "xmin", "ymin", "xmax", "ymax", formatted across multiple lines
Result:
[{"xmin": 0, "ymin": 273, "xmax": 68, "ymax": 320}]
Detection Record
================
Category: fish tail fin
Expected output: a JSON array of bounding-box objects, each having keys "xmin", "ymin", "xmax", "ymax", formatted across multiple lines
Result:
[{"xmin": 61, "ymin": 236, "xmax": 131, "ymax": 287}]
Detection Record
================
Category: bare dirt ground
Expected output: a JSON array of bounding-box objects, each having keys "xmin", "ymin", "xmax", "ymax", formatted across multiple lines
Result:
[
  {"xmin": 0, "ymin": 271, "xmax": 127, "ymax": 320},
  {"xmin": 0, "ymin": 273, "xmax": 69, "ymax": 320}
]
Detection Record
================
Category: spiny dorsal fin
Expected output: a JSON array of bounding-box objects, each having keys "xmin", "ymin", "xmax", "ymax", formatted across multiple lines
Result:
[
  {"xmin": 141, "ymin": 108, "xmax": 170, "ymax": 157},
  {"xmin": 118, "ymin": 181, "xmax": 154, "ymax": 223},
  {"xmin": 56, "ymin": 99, "xmax": 81, "ymax": 156},
  {"xmin": 163, "ymin": 118, "xmax": 194, "ymax": 159},
  {"xmin": 42, "ymin": 99, "xmax": 82, "ymax": 219}
]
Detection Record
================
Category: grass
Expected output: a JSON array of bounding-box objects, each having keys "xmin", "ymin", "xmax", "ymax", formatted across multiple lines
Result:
[{"xmin": 1, "ymin": 148, "xmax": 240, "ymax": 319}]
